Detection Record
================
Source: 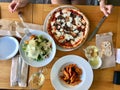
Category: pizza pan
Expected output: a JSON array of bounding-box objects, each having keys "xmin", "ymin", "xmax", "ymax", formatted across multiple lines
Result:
[{"xmin": 43, "ymin": 5, "xmax": 89, "ymax": 51}]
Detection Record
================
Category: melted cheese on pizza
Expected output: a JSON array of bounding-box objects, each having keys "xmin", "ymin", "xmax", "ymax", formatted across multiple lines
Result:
[{"xmin": 47, "ymin": 8, "xmax": 89, "ymax": 49}]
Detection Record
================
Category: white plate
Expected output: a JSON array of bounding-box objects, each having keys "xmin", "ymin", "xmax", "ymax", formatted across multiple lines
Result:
[
  {"xmin": 51, "ymin": 55, "xmax": 93, "ymax": 90},
  {"xmin": 0, "ymin": 36, "xmax": 19, "ymax": 60},
  {"xmin": 43, "ymin": 5, "xmax": 87, "ymax": 51},
  {"xmin": 19, "ymin": 30, "xmax": 56, "ymax": 67}
]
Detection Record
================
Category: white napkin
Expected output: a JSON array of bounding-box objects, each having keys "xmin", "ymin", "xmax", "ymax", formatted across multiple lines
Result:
[
  {"xmin": 116, "ymin": 49, "xmax": 120, "ymax": 64},
  {"xmin": 18, "ymin": 57, "xmax": 29, "ymax": 87},
  {"xmin": 10, "ymin": 55, "xmax": 29, "ymax": 87},
  {"xmin": 10, "ymin": 55, "xmax": 19, "ymax": 86},
  {"xmin": 0, "ymin": 30, "xmax": 22, "ymax": 38}
]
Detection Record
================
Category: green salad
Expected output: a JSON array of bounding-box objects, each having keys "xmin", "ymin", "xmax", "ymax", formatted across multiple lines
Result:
[{"xmin": 22, "ymin": 35, "xmax": 52, "ymax": 61}]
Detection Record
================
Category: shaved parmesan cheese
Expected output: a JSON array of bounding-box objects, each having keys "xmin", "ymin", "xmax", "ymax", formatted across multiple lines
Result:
[
  {"xmin": 51, "ymin": 21, "xmax": 55, "ymax": 26},
  {"xmin": 72, "ymin": 25, "xmax": 77, "ymax": 30},
  {"xmin": 71, "ymin": 40, "xmax": 75, "ymax": 45},
  {"xmin": 62, "ymin": 13, "xmax": 67, "ymax": 18},
  {"xmin": 75, "ymin": 36, "xmax": 81, "ymax": 42},
  {"xmin": 69, "ymin": 17, "xmax": 73, "ymax": 22},
  {"xmin": 67, "ymin": 22, "xmax": 71, "ymax": 27},
  {"xmin": 78, "ymin": 32, "xmax": 84, "ymax": 38},
  {"xmin": 55, "ymin": 12, "xmax": 60, "ymax": 17},
  {"xmin": 56, "ymin": 30, "xmax": 61, "ymax": 37},
  {"xmin": 57, "ymin": 19, "xmax": 61, "ymax": 23},
  {"xmin": 74, "ymin": 30, "xmax": 79, "ymax": 33},
  {"xmin": 64, "ymin": 34, "xmax": 73, "ymax": 41}
]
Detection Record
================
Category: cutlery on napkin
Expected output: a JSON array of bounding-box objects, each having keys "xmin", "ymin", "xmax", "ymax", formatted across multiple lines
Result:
[
  {"xmin": 10, "ymin": 55, "xmax": 19, "ymax": 86},
  {"xmin": 10, "ymin": 55, "xmax": 29, "ymax": 87},
  {"xmin": 18, "ymin": 56, "xmax": 29, "ymax": 87}
]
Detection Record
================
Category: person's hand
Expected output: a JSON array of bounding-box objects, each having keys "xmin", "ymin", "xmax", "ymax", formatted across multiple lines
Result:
[
  {"xmin": 8, "ymin": 0, "xmax": 29, "ymax": 13},
  {"xmin": 99, "ymin": 0, "xmax": 113, "ymax": 17}
]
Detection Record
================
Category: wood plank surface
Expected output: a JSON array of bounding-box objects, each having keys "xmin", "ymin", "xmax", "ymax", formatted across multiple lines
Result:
[{"xmin": 0, "ymin": 3, "xmax": 120, "ymax": 90}]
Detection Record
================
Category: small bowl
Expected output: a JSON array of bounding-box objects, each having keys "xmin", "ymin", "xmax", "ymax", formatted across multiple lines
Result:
[
  {"xmin": 84, "ymin": 45, "xmax": 99, "ymax": 59},
  {"xmin": 29, "ymin": 72, "xmax": 45, "ymax": 89},
  {"xmin": 88, "ymin": 56, "xmax": 102, "ymax": 69},
  {"xmin": 84, "ymin": 45, "xmax": 102, "ymax": 69}
]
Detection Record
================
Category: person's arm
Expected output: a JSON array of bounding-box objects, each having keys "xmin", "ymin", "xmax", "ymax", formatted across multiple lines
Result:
[
  {"xmin": 99, "ymin": 0, "xmax": 113, "ymax": 17},
  {"xmin": 8, "ymin": 0, "xmax": 29, "ymax": 13}
]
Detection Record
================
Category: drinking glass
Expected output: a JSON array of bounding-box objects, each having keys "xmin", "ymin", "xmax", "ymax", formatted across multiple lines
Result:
[{"xmin": 28, "ymin": 68, "xmax": 46, "ymax": 90}]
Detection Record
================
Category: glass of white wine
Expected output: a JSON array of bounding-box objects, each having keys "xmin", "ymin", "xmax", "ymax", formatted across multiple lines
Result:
[{"xmin": 29, "ymin": 69, "xmax": 45, "ymax": 90}]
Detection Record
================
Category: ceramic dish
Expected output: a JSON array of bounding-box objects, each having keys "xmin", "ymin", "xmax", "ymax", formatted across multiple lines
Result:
[
  {"xmin": 0, "ymin": 36, "xmax": 19, "ymax": 60},
  {"xmin": 88, "ymin": 56, "xmax": 102, "ymax": 69},
  {"xmin": 51, "ymin": 55, "xmax": 93, "ymax": 90},
  {"xmin": 84, "ymin": 45, "xmax": 102, "ymax": 69},
  {"xmin": 19, "ymin": 29, "xmax": 56, "ymax": 67}
]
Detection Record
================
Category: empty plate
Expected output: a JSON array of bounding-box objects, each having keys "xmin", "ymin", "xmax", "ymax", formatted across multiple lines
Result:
[{"xmin": 0, "ymin": 36, "xmax": 19, "ymax": 60}]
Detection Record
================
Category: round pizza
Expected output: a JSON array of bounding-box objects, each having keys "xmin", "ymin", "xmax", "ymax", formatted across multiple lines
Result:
[{"xmin": 46, "ymin": 7, "xmax": 89, "ymax": 49}]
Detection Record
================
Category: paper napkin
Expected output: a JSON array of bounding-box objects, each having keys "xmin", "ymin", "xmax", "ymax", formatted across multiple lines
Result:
[
  {"xmin": 18, "ymin": 57, "xmax": 29, "ymax": 87},
  {"xmin": 116, "ymin": 49, "xmax": 120, "ymax": 64},
  {"xmin": 96, "ymin": 32, "xmax": 116, "ymax": 69},
  {"xmin": 10, "ymin": 55, "xmax": 29, "ymax": 87},
  {"xmin": 10, "ymin": 55, "xmax": 19, "ymax": 86}
]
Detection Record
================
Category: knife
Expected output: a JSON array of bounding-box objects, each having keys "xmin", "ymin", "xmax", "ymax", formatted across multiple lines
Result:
[
  {"xmin": 17, "ymin": 56, "xmax": 22, "ymax": 83},
  {"xmin": 86, "ymin": 15, "xmax": 107, "ymax": 42}
]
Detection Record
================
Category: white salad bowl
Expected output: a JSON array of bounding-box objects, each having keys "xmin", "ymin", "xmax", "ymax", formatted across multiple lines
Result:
[{"xmin": 19, "ymin": 29, "xmax": 56, "ymax": 67}]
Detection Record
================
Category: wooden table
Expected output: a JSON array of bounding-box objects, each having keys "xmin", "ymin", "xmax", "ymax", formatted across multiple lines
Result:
[{"xmin": 0, "ymin": 3, "xmax": 120, "ymax": 90}]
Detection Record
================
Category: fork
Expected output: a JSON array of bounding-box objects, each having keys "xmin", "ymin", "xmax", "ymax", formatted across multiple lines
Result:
[{"xmin": 18, "ymin": 11, "xmax": 31, "ymax": 36}]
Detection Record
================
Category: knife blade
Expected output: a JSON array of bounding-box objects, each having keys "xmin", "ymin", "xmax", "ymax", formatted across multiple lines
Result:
[{"xmin": 87, "ymin": 15, "xmax": 107, "ymax": 42}]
